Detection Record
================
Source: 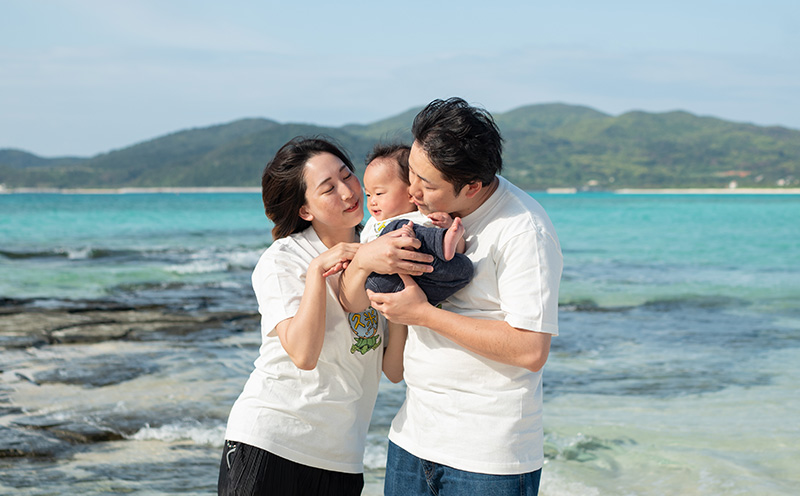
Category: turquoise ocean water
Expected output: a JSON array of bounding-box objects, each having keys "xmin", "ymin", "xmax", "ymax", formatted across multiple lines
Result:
[{"xmin": 1, "ymin": 192, "xmax": 798, "ymax": 495}]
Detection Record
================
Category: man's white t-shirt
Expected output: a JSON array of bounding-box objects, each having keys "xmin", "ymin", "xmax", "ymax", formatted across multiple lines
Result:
[
  {"xmin": 224, "ymin": 227, "xmax": 384, "ymax": 474},
  {"xmin": 361, "ymin": 210, "xmax": 431, "ymax": 243},
  {"xmin": 388, "ymin": 176, "xmax": 563, "ymax": 475}
]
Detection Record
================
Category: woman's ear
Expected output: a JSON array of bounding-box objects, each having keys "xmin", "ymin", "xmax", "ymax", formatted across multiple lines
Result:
[{"xmin": 299, "ymin": 205, "xmax": 313, "ymax": 222}]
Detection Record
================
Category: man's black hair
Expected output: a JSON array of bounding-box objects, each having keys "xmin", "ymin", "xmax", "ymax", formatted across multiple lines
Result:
[{"xmin": 411, "ymin": 97, "xmax": 503, "ymax": 193}]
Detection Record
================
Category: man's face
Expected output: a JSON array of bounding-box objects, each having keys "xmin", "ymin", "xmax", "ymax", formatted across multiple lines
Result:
[{"xmin": 408, "ymin": 141, "xmax": 466, "ymax": 216}]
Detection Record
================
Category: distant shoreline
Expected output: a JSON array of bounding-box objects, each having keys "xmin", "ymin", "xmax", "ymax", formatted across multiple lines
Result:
[
  {"xmin": 2, "ymin": 186, "xmax": 800, "ymax": 195},
  {"xmin": 547, "ymin": 187, "xmax": 800, "ymax": 195},
  {"xmin": 611, "ymin": 187, "xmax": 800, "ymax": 195},
  {"xmin": 0, "ymin": 186, "xmax": 261, "ymax": 194}
]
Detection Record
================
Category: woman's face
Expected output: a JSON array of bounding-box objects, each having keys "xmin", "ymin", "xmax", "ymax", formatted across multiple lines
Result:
[{"xmin": 300, "ymin": 152, "xmax": 363, "ymax": 233}]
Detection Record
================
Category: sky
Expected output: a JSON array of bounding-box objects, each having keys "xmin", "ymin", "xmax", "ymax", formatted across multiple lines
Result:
[{"xmin": 1, "ymin": 0, "xmax": 798, "ymax": 157}]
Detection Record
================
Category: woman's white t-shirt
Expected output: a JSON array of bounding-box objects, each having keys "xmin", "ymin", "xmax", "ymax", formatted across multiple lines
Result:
[
  {"xmin": 224, "ymin": 227, "xmax": 384, "ymax": 474},
  {"xmin": 388, "ymin": 176, "xmax": 563, "ymax": 475}
]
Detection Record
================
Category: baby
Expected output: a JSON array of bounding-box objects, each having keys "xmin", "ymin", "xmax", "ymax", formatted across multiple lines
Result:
[{"xmin": 361, "ymin": 143, "xmax": 473, "ymax": 306}]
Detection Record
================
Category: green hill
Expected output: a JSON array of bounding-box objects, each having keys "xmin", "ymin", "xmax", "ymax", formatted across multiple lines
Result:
[
  {"xmin": 497, "ymin": 103, "xmax": 609, "ymax": 132},
  {"xmin": 0, "ymin": 149, "xmax": 86, "ymax": 169},
  {"xmin": 2, "ymin": 104, "xmax": 799, "ymax": 190}
]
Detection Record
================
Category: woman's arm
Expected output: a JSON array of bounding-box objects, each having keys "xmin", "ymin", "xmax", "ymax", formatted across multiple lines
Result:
[
  {"xmin": 382, "ymin": 321, "xmax": 407, "ymax": 383},
  {"xmin": 276, "ymin": 242, "xmax": 360, "ymax": 370}
]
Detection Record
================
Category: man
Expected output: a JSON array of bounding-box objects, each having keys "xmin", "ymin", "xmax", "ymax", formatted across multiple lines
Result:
[{"xmin": 342, "ymin": 97, "xmax": 562, "ymax": 495}]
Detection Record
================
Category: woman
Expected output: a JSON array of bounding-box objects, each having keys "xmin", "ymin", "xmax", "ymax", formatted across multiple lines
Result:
[{"xmin": 218, "ymin": 137, "xmax": 404, "ymax": 495}]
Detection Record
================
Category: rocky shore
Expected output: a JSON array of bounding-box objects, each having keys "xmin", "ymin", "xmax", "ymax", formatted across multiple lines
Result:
[
  {"xmin": 0, "ymin": 297, "xmax": 258, "ymax": 349},
  {"xmin": 0, "ymin": 297, "xmax": 259, "ymax": 459}
]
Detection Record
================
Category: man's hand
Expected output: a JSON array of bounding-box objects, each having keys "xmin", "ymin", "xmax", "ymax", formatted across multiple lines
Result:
[
  {"xmin": 358, "ymin": 230, "xmax": 434, "ymax": 276},
  {"xmin": 367, "ymin": 274, "xmax": 431, "ymax": 326},
  {"xmin": 339, "ymin": 233, "xmax": 435, "ymax": 313}
]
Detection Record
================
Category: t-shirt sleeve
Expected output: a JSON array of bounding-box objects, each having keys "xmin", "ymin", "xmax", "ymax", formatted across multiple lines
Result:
[
  {"xmin": 251, "ymin": 248, "xmax": 308, "ymax": 336},
  {"xmin": 360, "ymin": 217, "xmax": 374, "ymax": 243},
  {"xmin": 496, "ymin": 227, "xmax": 562, "ymax": 335}
]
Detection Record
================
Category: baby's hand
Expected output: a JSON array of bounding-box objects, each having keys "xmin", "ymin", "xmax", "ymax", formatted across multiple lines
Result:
[
  {"xmin": 427, "ymin": 211, "xmax": 454, "ymax": 228},
  {"xmin": 398, "ymin": 221, "xmax": 417, "ymax": 239}
]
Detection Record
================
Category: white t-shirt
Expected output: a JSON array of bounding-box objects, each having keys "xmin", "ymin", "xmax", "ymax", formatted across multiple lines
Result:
[
  {"xmin": 224, "ymin": 227, "xmax": 384, "ymax": 474},
  {"xmin": 361, "ymin": 210, "xmax": 432, "ymax": 243},
  {"xmin": 388, "ymin": 176, "xmax": 563, "ymax": 475}
]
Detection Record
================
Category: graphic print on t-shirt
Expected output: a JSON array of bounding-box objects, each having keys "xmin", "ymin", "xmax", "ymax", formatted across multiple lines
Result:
[{"xmin": 349, "ymin": 307, "xmax": 381, "ymax": 355}]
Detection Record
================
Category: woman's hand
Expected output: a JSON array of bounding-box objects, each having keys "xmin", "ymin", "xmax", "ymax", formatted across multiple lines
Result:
[{"xmin": 310, "ymin": 242, "xmax": 360, "ymax": 278}]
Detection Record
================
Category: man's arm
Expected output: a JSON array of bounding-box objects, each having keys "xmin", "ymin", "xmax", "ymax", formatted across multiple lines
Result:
[{"xmin": 367, "ymin": 274, "xmax": 551, "ymax": 372}]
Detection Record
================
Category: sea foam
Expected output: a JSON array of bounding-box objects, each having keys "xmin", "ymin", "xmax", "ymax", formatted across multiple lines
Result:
[{"xmin": 130, "ymin": 421, "xmax": 226, "ymax": 447}]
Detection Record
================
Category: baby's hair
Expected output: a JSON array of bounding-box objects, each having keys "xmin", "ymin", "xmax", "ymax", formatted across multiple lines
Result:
[{"xmin": 366, "ymin": 143, "xmax": 411, "ymax": 185}]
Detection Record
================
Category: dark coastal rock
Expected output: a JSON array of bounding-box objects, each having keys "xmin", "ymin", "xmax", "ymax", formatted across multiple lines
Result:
[
  {"xmin": 48, "ymin": 309, "xmax": 195, "ymax": 343},
  {"xmin": 0, "ymin": 386, "xmax": 21, "ymax": 415},
  {"xmin": 0, "ymin": 297, "xmax": 34, "ymax": 311},
  {"xmin": 11, "ymin": 415, "xmax": 65, "ymax": 429},
  {"xmin": 32, "ymin": 352, "xmax": 161, "ymax": 388},
  {"xmin": 0, "ymin": 298, "xmax": 254, "ymax": 461},
  {"xmin": 2, "ymin": 414, "xmax": 123, "ymax": 459},
  {"xmin": 559, "ymin": 299, "xmax": 633, "ymax": 312},
  {"xmin": 10, "ymin": 406, "xmax": 207, "ymax": 443},
  {"xmin": 13, "ymin": 413, "xmax": 125, "ymax": 444},
  {"xmin": 0, "ymin": 426, "xmax": 69, "ymax": 458},
  {"xmin": 0, "ymin": 333, "xmax": 49, "ymax": 348},
  {"xmin": 48, "ymin": 422, "xmax": 125, "ymax": 443},
  {"xmin": 0, "ymin": 405, "xmax": 24, "ymax": 416},
  {"xmin": 0, "ymin": 299, "xmax": 258, "ymax": 349}
]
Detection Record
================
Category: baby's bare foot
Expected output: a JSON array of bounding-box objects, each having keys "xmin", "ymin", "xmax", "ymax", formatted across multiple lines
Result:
[{"xmin": 443, "ymin": 217, "xmax": 465, "ymax": 261}]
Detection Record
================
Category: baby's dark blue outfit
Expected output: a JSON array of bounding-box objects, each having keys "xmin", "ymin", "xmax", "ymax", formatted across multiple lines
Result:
[{"xmin": 365, "ymin": 219, "xmax": 474, "ymax": 306}]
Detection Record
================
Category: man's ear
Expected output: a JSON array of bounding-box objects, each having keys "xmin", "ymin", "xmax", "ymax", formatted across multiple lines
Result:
[
  {"xmin": 463, "ymin": 181, "xmax": 483, "ymax": 199},
  {"xmin": 299, "ymin": 205, "xmax": 313, "ymax": 222}
]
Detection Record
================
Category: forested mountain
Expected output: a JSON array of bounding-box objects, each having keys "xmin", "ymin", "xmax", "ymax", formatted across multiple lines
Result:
[{"xmin": 2, "ymin": 103, "xmax": 798, "ymax": 190}]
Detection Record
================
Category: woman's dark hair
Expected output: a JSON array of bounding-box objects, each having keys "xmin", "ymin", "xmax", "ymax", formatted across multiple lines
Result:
[
  {"xmin": 262, "ymin": 136, "xmax": 355, "ymax": 240},
  {"xmin": 365, "ymin": 143, "xmax": 411, "ymax": 185},
  {"xmin": 411, "ymin": 97, "xmax": 503, "ymax": 193}
]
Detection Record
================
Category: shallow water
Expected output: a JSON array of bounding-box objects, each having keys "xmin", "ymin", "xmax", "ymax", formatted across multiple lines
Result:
[{"xmin": 1, "ymin": 192, "xmax": 798, "ymax": 495}]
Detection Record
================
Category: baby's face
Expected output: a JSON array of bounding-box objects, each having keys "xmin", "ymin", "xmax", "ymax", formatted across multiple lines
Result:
[{"xmin": 363, "ymin": 158, "xmax": 416, "ymax": 221}]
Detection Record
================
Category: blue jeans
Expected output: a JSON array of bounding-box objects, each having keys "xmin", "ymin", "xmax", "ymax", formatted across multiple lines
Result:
[{"xmin": 384, "ymin": 441, "xmax": 541, "ymax": 496}]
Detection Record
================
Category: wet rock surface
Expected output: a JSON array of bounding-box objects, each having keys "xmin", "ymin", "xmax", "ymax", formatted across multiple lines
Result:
[
  {"xmin": 32, "ymin": 352, "xmax": 162, "ymax": 388},
  {"xmin": 0, "ymin": 297, "xmax": 259, "ymax": 460},
  {"xmin": 0, "ymin": 426, "xmax": 71, "ymax": 458},
  {"xmin": 0, "ymin": 298, "xmax": 258, "ymax": 349},
  {"xmin": 2, "ymin": 411, "xmax": 137, "ymax": 458}
]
